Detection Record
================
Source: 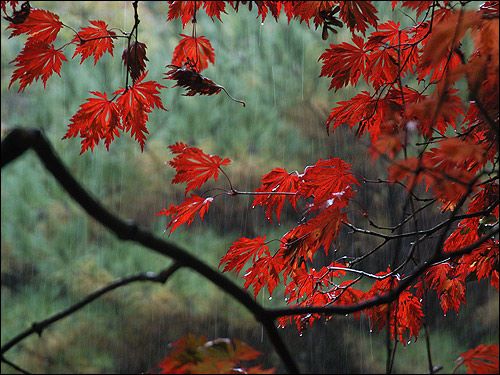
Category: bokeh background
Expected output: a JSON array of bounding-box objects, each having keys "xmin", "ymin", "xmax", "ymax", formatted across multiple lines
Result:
[{"xmin": 1, "ymin": 1, "xmax": 498, "ymax": 373}]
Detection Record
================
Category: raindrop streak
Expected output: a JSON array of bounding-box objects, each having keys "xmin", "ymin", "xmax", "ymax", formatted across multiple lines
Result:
[
  {"xmin": 271, "ymin": 66, "xmax": 276, "ymax": 107},
  {"xmin": 301, "ymin": 32, "xmax": 305, "ymax": 100}
]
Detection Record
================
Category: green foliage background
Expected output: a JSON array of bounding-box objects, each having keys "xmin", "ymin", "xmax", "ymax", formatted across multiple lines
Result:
[{"xmin": 1, "ymin": 1, "xmax": 497, "ymax": 373}]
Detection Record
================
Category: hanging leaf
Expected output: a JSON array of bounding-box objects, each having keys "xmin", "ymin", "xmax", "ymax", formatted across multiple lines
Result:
[
  {"xmin": 72, "ymin": 20, "xmax": 116, "ymax": 65},
  {"xmin": 166, "ymin": 0, "xmax": 200, "ymax": 28},
  {"xmin": 122, "ymin": 41, "xmax": 148, "ymax": 83},
  {"xmin": 172, "ymin": 34, "xmax": 215, "ymax": 72},
  {"xmin": 219, "ymin": 236, "xmax": 270, "ymax": 275},
  {"xmin": 168, "ymin": 142, "xmax": 231, "ymax": 194},
  {"xmin": 156, "ymin": 195, "xmax": 213, "ymax": 234},
  {"xmin": 8, "ymin": 8, "xmax": 63, "ymax": 44},
  {"xmin": 113, "ymin": 71, "xmax": 166, "ymax": 150},
  {"xmin": 252, "ymin": 168, "xmax": 300, "ymax": 222},
  {"xmin": 63, "ymin": 91, "xmax": 121, "ymax": 153},
  {"xmin": 9, "ymin": 41, "xmax": 67, "ymax": 92},
  {"xmin": 165, "ymin": 64, "xmax": 245, "ymax": 105}
]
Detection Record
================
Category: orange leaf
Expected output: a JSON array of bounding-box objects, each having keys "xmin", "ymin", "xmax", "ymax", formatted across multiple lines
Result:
[{"xmin": 422, "ymin": 10, "xmax": 481, "ymax": 67}]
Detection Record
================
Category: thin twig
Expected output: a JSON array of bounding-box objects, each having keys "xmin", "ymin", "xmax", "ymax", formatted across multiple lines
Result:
[{"xmin": 1, "ymin": 264, "xmax": 182, "ymax": 355}]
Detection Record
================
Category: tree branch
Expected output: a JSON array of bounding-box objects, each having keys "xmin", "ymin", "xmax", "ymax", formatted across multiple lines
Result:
[
  {"xmin": 0, "ymin": 128, "xmax": 299, "ymax": 374},
  {"xmin": 1, "ymin": 264, "xmax": 182, "ymax": 355}
]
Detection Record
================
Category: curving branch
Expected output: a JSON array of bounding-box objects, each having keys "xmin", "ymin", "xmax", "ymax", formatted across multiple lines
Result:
[
  {"xmin": 1, "ymin": 264, "xmax": 182, "ymax": 356},
  {"xmin": 0, "ymin": 128, "xmax": 299, "ymax": 374},
  {"xmin": 1, "ymin": 356, "xmax": 31, "ymax": 374}
]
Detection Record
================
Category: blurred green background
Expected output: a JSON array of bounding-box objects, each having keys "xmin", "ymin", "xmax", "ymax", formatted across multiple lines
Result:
[{"xmin": 1, "ymin": 1, "xmax": 498, "ymax": 373}]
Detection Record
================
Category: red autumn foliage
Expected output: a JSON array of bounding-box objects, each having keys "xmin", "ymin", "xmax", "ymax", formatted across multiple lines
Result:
[
  {"xmin": 7, "ymin": 8, "xmax": 62, "ymax": 44},
  {"xmin": 153, "ymin": 334, "xmax": 274, "ymax": 374},
  {"xmin": 156, "ymin": 195, "xmax": 213, "ymax": 235},
  {"xmin": 456, "ymin": 344, "xmax": 499, "ymax": 374},
  {"xmin": 252, "ymin": 168, "xmax": 300, "ymax": 222},
  {"xmin": 64, "ymin": 72, "xmax": 166, "ymax": 152},
  {"xmin": 72, "ymin": 20, "xmax": 116, "ymax": 65},
  {"xmin": 172, "ymin": 34, "xmax": 215, "ymax": 72},
  {"xmin": 9, "ymin": 41, "xmax": 67, "ymax": 92},
  {"xmin": 3, "ymin": 1, "xmax": 499, "ymax": 373},
  {"xmin": 168, "ymin": 142, "xmax": 231, "ymax": 194}
]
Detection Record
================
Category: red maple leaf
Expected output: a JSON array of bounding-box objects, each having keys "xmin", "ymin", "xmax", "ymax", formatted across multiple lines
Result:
[
  {"xmin": 338, "ymin": 1, "xmax": 378, "ymax": 35},
  {"xmin": 203, "ymin": 1, "xmax": 226, "ymax": 21},
  {"xmin": 319, "ymin": 35, "xmax": 368, "ymax": 91},
  {"xmin": 8, "ymin": 8, "xmax": 63, "ymax": 44},
  {"xmin": 166, "ymin": 1, "xmax": 200, "ymax": 27},
  {"xmin": 114, "ymin": 72, "xmax": 166, "ymax": 150},
  {"xmin": 63, "ymin": 91, "xmax": 121, "ymax": 154},
  {"xmin": 457, "ymin": 344, "xmax": 499, "ymax": 374},
  {"xmin": 168, "ymin": 142, "xmax": 231, "ymax": 194},
  {"xmin": 72, "ymin": 20, "xmax": 116, "ymax": 65},
  {"xmin": 243, "ymin": 254, "xmax": 282, "ymax": 298},
  {"xmin": 252, "ymin": 168, "xmax": 299, "ymax": 222},
  {"xmin": 325, "ymin": 91, "xmax": 385, "ymax": 138},
  {"xmin": 395, "ymin": 290, "xmax": 424, "ymax": 343},
  {"xmin": 299, "ymin": 157, "xmax": 358, "ymax": 208},
  {"xmin": 399, "ymin": 1, "xmax": 434, "ymax": 18},
  {"xmin": 172, "ymin": 34, "xmax": 215, "ymax": 72},
  {"xmin": 290, "ymin": 1, "xmax": 334, "ymax": 28},
  {"xmin": 157, "ymin": 195, "xmax": 213, "ymax": 234},
  {"xmin": 301, "ymin": 205, "xmax": 346, "ymax": 256},
  {"xmin": 219, "ymin": 236, "xmax": 270, "ymax": 275},
  {"xmin": 9, "ymin": 41, "xmax": 67, "ymax": 92}
]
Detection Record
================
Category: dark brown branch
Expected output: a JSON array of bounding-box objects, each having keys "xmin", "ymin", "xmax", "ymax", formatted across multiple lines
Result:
[
  {"xmin": 1, "ymin": 264, "xmax": 181, "ymax": 355},
  {"xmin": 0, "ymin": 128, "xmax": 299, "ymax": 374}
]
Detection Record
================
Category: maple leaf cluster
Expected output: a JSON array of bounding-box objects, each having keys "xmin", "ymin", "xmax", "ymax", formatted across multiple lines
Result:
[
  {"xmin": 3, "ymin": 1, "xmax": 499, "ymax": 372},
  {"xmin": 159, "ymin": 0, "xmax": 499, "ymax": 348}
]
